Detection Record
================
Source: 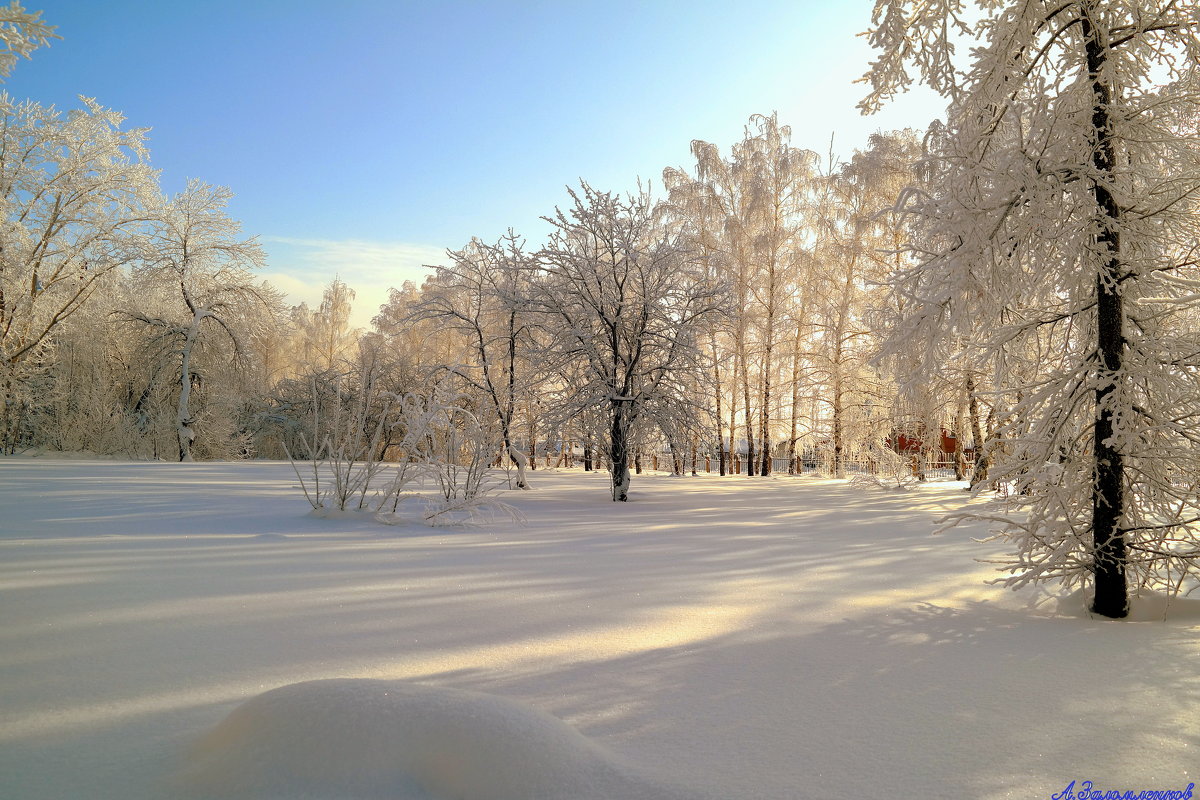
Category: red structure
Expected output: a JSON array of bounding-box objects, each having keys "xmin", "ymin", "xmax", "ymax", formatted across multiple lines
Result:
[{"xmin": 889, "ymin": 427, "xmax": 971, "ymax": 459}]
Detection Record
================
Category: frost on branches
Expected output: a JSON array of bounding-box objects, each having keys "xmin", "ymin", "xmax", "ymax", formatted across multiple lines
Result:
[
  {"xmin": 535, "ymin": 183, "xmax": 725, "ymax": 501},
  {"xmin": 125, "ymin": 181, "xmax": 266, "ymax": 462},
  {"xmin": 410, "ymin": 232, "xmax": 537, "ymax": 489},
  {"xmin": 0, "ymin": 2, "xmax": 56, "ymax": 84},
  {"xmin": 288, "ymin": 383, "xmax": 519, "ymax": 528},
  {"xmin": 0, "ymin": 94, "xmax": 156, "ymax": 452},
  {"xmin": 867, "ymin": 0, "xmax": 1200, "ymax": 617}
]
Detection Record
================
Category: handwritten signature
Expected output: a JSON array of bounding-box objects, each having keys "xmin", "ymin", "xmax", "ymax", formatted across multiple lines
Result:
[{"xmin": 1052, "ymin": 780, "xmax": 1194, "ymax": 800}]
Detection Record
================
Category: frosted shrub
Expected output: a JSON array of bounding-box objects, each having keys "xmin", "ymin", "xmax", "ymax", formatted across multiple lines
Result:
[
  {"xmin": 288, "ymin": 382, "xmax": 521, "ymax": 526},
  {"xmin": 370, "ymin": 392, "xmax": 432, "ymax": 519},
  {"xmin": 399, "ymin": 396, "xmax": 518, "ymax": 526},
  {"xmin": 286, "ymin": 378, "xmax": 392, "ymax": 513},
  {"xmin": 848, "ymin": 445, "xmax": 917, "ymax": 491}
]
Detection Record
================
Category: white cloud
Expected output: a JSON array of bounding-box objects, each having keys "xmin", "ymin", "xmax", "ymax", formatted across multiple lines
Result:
[
  {"xmin": 260, "ymin": 237, "xmax": 449, "ymax": 330},
  {"xmin": 259, "ymin": 271, "xmax": 324, "ymax": 306}
]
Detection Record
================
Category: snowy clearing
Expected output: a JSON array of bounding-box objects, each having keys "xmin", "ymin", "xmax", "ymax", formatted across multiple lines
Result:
[{"xmin": 1, "ymin": 459, "xmax": 1198, "ymax": 800}]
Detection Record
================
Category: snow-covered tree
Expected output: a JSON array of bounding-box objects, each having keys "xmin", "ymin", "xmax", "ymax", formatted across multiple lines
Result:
[
  {"xmin": 371, "ymin": 279, "xmax": 451, "ymax": 383},
  {"xmin": 36, "ymin": 276, "xmax": 150, "ymax": 456},
  {"xmin": 866, "ymin": 0, "xmax": 1200, "ymax": 617},
  {"xmin": 663, "ymin": 147, "xmax": 735, "ymax": 474},
  {"xmin": 664, "ymin": 115, "xmax": 819, "ymax": 477},
  {"xmin": 128, "ymin": 180, "xmax": 265, "ymax": 461},
  {"xmin": 730, "ymin": 115, "xmax": 818, "ymax": 476},
  {"xmin": 255, "ymin": 278, "xmax": 370, "ymax": 460},
  {"xmin": 536, "ymin": 183, "xmax": 725, "ymax": 501},
  {"xmin": 291, "ymin": 277, "xmax": 358, "ymax": 374},
  {"xmin": 0, "ymin": 94, "xmax": 156, "ymax": 451},
  {"xmin": 811, "ymin": 131, "xmax": 921, "ymax": 477},
  {"xmin": 411, "ymin": 232, "xmax": 538, "ymax": 487}
]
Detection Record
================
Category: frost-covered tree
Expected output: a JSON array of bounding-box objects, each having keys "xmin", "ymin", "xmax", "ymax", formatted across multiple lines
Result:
[
  {"xmin": 536, "ymin": 183, "xmax": 724, "ymax": 501},
  {"xmin": 38, "ymin": 276, "xmax": 154, "ymax": 456},
  {"xmin": 260, "ymin": 278, "xmax": 366, "ymax": 457},
  {"xmin": 412, "ymin": 232, "xmax": 538, "ymax": 487},
  {"xmin": 371, "ymin": 280, "xmax": 450, "ymax": 381},
  {"xmin": 730, "ymin": 115, "xmax": 818, "ymax": 476},
  {"xmin": 664, "ymin": 115, "xmax": 818, "ymax": 476},
  {"xmin": 865, "ymin": 0, "xmax": 1200, "ymax": 617},
  {"xmin": 128, "ymin": 180, "xmax": 265, "ymax": 461},
  {"xmin": 663, "ymin": 147, "xmax": 735, "ymax": 474},
  {"xmin": 0, "ymin": 94, "xmax": 156, "ymax": 451},
  {"xmin": 291, "ymin": 277, "xmax": 358, "ymax": 374},
  {"xmin": 811, "ymin": 131, "xmax": 921, "ymax": 477}
]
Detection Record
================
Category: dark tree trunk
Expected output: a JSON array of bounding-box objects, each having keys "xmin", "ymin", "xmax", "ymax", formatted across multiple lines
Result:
[
  {"xmin": 502, "ymin": 312, "xmax": 526, "ymax": 488},
  {"xmin": 727, "ymin": 354, "xmax": 739, "ymax": 479},
  {"xmin": 742, "ymin": 356, "xmax": 756, "ymax": 476},
  {"xmin": 1084, "ymin": 12, "xmax": 1128, "ymax": 619},
  {"xmin": 787, "ymin": 324, "xmax": 802, "ymax": 475},
  {"xmin": 832, "ymin": 383, "xmax": 844, "ymax": 479},
  {"xmin": 609, "ymin": 400, "xmax": 631, "ymax": 501},
  {"xmin": 760, "ymin": 368, "xmax": 772, "ymax": 477},
  {"xmin": 525, "ymin": 396, "xmax": 537, "ymax": 470},
  {"xmin": 713, "ymin": 335, "xmax": 727, "ymax": 476}
]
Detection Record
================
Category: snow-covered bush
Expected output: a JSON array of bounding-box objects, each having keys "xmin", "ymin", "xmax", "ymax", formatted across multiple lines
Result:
[
  {"xmin": 288, "ymin": 385, "xmax": 520, "ymax": 527},
  {"xmin": 286, "ymin": 377, "xmax": 392, "ymax": 512},
  {"xmin": 379, "ymin": 392, "xmax": 519, "ymax": 527},
  {"xmin": 848, "ymin": 445, "xmax": 918, "ymax": 491},
  {"xmin": 424, "ymin": 404, "xmax": 496, "ymax": 503}
]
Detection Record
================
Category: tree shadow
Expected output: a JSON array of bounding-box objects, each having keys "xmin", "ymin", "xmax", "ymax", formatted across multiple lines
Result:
[{"xmin": 4, "ymin": 463, "xmax": 1197, "ymax": 799}]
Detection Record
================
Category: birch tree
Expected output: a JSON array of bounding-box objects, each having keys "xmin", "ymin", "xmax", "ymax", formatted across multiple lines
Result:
[
  {"xmin": 536, "ymin": 183, "xmax": 724, "ymax": 501},
  {"xmin": 812, "ymin": 131, "xmax": 920, "ymax": 477},
  {"xmin": 292, "ymin": 278, "xmax": 357, "ymax": 374},
  {"xmin": 666, "ymin": 139, "xmax": 764, "ymax": 475},
  {"xmin": 663, "ymin": 151, "xmax": 733, "ymax": 474},
  {"xmin": 360, "ymin": 280, "xmax": 458, "ymax": 456},
  {"xmin": 665, "ymin": 115, "xmax": 817, "ymax": 476},
  {"xmin": 735, "ymin": 115, "xmax": 818, "ymax": 476},
  {"xmin": 865, "ymin": 0, "xmax": 1200, "ymax": 617}
]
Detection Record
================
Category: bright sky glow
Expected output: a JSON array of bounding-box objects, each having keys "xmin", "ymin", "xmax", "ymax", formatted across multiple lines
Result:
[{"xmin": 7, "ymin": 1, "xmax": 947, "ymax": 325}]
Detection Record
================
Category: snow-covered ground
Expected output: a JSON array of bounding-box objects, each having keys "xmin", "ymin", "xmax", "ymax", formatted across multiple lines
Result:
[{"xmin": 1, "ymin": 458, "xmax": 1197, "ymax": 800}]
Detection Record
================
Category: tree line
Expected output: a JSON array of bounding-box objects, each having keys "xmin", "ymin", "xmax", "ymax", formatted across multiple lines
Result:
[{"xmin": 1, "ymin": 52, "xmax": 951, "ymax": 502}]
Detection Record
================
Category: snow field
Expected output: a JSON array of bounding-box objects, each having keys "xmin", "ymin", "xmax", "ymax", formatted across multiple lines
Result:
[{"xmin": 1, "ymin": 459, "xmax": 1198, "ymax": 799}]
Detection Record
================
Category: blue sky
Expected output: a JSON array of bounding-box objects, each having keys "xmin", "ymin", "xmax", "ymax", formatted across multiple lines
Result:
[{"xmin": 5, "ymin": 0, "xmax": 946, "ymax": 325}]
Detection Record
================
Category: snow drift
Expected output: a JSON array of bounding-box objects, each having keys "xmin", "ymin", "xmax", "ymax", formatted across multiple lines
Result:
[{"xmin": 179, "ymin": 679, "xmax": 701, "ymax": 800}]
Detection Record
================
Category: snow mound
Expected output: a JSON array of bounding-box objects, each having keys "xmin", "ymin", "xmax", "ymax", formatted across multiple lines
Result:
[
  {"xmin": 178, "ymin": 679, "xmax": 699, "ymax": 800},
  {"xmin": 1053, "ymin": 587, "xmax": 1200, "ymax": 621}
]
